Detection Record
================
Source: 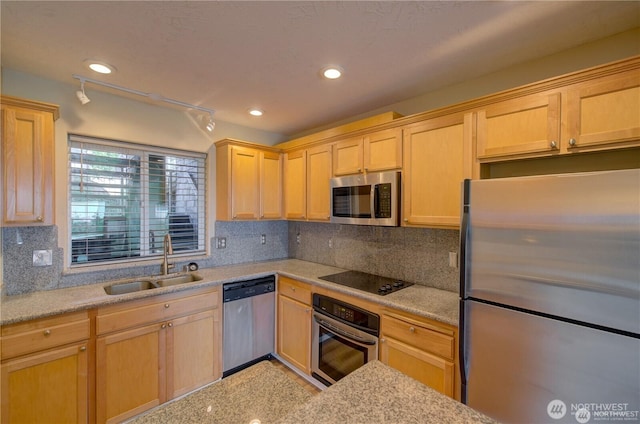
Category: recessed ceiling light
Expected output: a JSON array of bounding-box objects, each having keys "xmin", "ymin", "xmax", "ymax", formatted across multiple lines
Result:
[
  {"xmin": 322, "ymin": 66, "xmax": 343, "ymax": 80},
  {"xmin": 84, "ymin": 60, "xmax": 116, "ymax": 74},
  {"xmin": 248, "ymin": 108, "xmax": 264, "ymax": 117}
]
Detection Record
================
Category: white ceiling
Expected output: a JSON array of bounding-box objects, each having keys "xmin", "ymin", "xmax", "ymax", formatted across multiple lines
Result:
[{"xmin": 1, "ymin": 1, "xmax": 638, "ymax": 137}]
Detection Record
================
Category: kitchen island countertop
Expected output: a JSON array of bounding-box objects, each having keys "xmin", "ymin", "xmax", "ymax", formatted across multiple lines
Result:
[
  {"xmin": 278, "ymin": 360, "xmax": 498, "ymax": 424},
  {"xmin": 1, "ymin": 259, "xmax": 459, "ymax": 326}
]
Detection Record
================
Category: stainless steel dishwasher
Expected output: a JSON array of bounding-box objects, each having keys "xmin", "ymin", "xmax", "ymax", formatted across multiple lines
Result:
[{"xmin": 222, "ymin": 275, "xmax": 276, "ymax": 377}]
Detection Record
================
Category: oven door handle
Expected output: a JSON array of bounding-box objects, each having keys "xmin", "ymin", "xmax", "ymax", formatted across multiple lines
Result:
[{"xmin": 314, "ymin": 315, "xmax": 377, "ymax": 346}]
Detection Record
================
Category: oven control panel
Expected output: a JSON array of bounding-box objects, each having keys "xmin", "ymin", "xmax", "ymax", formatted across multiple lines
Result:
[{"xmin": 312, "ymin": 293, "xmax": 379, "ymax": 335}]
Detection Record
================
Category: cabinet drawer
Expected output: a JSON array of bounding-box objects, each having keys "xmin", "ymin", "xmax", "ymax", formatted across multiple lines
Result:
[
  {"xmin": 97, "ymin": 288, "xmax": 218, "ymax": 335},
  {"xmin": 278, "ymin": 276, "xmax": 311, "ymax": 305},
  {"xmin": 1, "ymin": 311, "xmax": 90, "ymax": 360},
  {"xmin": 381, "ymin": 314, "xmax": 454, "ymax": 361}
]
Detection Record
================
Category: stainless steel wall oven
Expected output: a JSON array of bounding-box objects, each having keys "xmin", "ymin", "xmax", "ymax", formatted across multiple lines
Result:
[{"xmin": 311, "ymin": 293, "xmax": 379, "ymax": 386}]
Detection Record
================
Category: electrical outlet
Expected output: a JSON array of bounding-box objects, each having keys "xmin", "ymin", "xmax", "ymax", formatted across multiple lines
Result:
[
  {"xmin": 261, "ymin": 234, "xmax": 266, "ymax": 245},
  {"xmin": 33, "ymin": 250, "xmax": 52, "ymax": 266},
  {"xmin": 328, "ymin": 238, "xmax": 333, "ymax": 248},
  {"xmin": 296, "ymin": 234, "xmax": 301, "ymax": 244},
  {"xmin": 217, "ymin": 237, "xmax": 227, "ymax": 249},
  {"xmin": 449, "ymin": 251, "xmax": 458, "ymax": 268}
]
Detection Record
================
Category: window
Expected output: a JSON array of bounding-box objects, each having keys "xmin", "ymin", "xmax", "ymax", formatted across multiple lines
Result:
[{"xmin": 68, "ymin": 135, "xmax": 206, "ymax": 266}]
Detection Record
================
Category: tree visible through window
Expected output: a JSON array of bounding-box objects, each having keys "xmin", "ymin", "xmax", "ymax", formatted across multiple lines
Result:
[{"xmin": 68, "ymin": 135, "xmax": 206, "ymax": 265}]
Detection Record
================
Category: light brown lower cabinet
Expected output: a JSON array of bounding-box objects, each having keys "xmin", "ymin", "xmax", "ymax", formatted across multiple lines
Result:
[
  {"xmin": 0, "ymin": 311, "xmax": 90, "ymax": 424},
  {"xmin": 379, "ymin": 309, "xmax": 458, "ymax": 399},
  {"xmin": 95, "ymin": 287, "xmax": 221, "ymax": 423},
  {"xmin": 277, "ymin": 276, "xmax": 312, "ymax": 374}
]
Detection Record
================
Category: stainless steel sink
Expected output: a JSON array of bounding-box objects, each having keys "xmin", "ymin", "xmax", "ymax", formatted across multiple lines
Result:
[
  {"xmin": 104, "ymin": 280, "xmax": 158, "ymax": 295},
  {"xmin": 156, "ymin": 273, "xmax": 203, "ymax": 287},
  {"xmin": 103, "ymin": 272, "xmax": 203, "ymax": 295}
]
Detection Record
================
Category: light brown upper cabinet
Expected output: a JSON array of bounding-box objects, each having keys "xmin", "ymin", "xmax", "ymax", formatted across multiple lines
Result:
[
  {"xmin": 216, "ymin": 139, "xmax": 282, "ymax": 220},
  {"xmin": 476, "ymin": 92, "xmax": 561, "ymax": 161},
  {"xmin": 1, "ymin": 96, "xmax": 59, "ymax": 226},
  {"xmin": 565, "ymin": 68, "xmax": 640, "ymax": 152},
  {"xmin": 476, "ymin": 63, "xmax": 640, "ymax": 162},
  {"xmin": 284, "ymin": 144, "xmax": 332, "ymax": 221},
  {"xmin": 283, "ymin": 150, "xmax": 307, "ymax": 220},
  {"xmin": 403, "ymin": 112, "xmax": 474, "ymax": 229},
  {"xmin": 333, "ymin": 128, "xmax": 403, "ymax": 176},
  {"xmin": 306, "ymin": 144, "xmax": 332, "ymax": 221}
]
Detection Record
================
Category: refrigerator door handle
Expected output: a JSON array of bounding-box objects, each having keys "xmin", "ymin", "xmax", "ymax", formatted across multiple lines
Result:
[
  {"xmin": 458, "ymin": 179, "xmax": 471, "ymax": 403},
  {"xmin": 459, "ymin": 299, "xmax": 468, "ymax": 403},
  {"xmin": 459, "ymin": 179, "xmax": 470, "ymax": 297}
]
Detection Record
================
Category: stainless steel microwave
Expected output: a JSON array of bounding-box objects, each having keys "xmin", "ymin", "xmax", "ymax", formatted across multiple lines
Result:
[{"xmin": 330, "ymin": 171, "xmax": 400, "ymax": 226}]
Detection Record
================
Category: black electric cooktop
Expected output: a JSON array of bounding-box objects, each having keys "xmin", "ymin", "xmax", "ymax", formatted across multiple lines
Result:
[{"xmin": 318, "ymin": 270, "xmax": 413, "ymax": 296}]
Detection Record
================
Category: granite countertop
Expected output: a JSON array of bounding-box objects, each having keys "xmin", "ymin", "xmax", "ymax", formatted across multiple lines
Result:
[
  {"xmin": 129, "ymin": 359, "xmax": 497, "ymax": 424},
  {"xmin": 278, "ymin": 360, "xmax": 498, "ymax": 424},
  {"xmin": 127, "ymin": 361, "xmax": 312, "ymax": 424},
  {"xmin": 0, "ymin": 259, "xmax": 459, "ymax": 326}
]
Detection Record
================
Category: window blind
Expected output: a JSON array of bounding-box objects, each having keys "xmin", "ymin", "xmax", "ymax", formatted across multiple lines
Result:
[{"xmin": 68, "ymin": 134, "xmax": 206, "ymax": 265}]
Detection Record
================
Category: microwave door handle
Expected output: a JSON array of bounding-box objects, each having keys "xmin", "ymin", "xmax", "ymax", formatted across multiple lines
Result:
[{"xmin": 372, "ymin": 184, "xmax": 378, "ymax": 218}]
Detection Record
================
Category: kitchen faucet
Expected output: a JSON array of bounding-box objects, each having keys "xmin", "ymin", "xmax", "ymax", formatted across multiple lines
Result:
[{"xmin": 161, "ymin": 233, "xmax": 175, "ymax": 275}]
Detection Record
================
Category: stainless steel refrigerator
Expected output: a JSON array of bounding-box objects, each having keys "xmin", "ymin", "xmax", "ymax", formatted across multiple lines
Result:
[{"xmin": 459, "ymin": 168, "xmax": 640, "ymax": 424}]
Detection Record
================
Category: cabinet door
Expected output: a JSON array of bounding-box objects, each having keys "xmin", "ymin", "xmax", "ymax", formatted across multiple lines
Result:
[
  {"xmin": 284, "ymin": 150, "xmax": 307, "ymax": 219},
  {"xmin": 566, "ymin": 69, "xmax": 640, "ymax": 151},
  {"xmin": 167, "ymin": 309, "xmax": 219, "ymax": 399},
  {"xmin": 230, "ymin": 146, "xmax": 260, "ymax": 219},
  {"xmin": 277, "ymin": 294, "xmax": 311, "ymax": 374},
  {"xmin": 260, "ymin": 151, "xmax": 283, "ymax": 219},
  {"xmin": 477, "ymin": 93, "xmax": 561, "ymax": 160},
  {"xmin": 380, "ymin": 335, "xmax": 454, "ymax": 398},
  {"xmin": 364, "ymin": 127, "xmax": 402, "ymax": 172},
  {"xmin": 333, "ymin": 136, "xmax": 363, "ymax": 176},
  {"xmin": 403, "ymin": 113, "xmax": 473, "ymax": 228},
  {"xmin": 306, "ymin": 144, "xmax": 332, "ymax": 221},
  {"xmin": 96, "ymin": 323, "xmax": 165, "ymax": 424},
  {"xmin": 1, "ymin": 342, "xmax": 88, "ymax": 424},
  {"xmin": 1, "ymin": 105, "xmax": 54, "ymax": 225}
]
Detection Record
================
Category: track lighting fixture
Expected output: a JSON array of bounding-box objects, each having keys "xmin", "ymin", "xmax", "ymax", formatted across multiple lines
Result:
[
  {"xmin": 206, "ymin": 113, "xmax": 215, "ymax": 132},
  {"xmin": 71, "ymin": 74, "xmax": 216, "ymax": 132},
  {"xmin": 76, "ymin": 79, "xmax": 90, "ymax": 105}
]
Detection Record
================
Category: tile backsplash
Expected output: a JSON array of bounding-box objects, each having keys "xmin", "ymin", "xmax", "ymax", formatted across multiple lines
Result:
[
  {"xmin": 2, "ymin": 221, "xmax": 459, "ymax": 295},
  {"xmin": 288, "ymin": 222, "xmax": 460, "ymax": 292}
]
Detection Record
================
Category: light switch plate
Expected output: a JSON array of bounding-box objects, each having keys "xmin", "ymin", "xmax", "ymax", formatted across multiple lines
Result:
[
  {"xmin": 448, "ymin": 251, "xmax": 458, "ymax": 268},
  {"xmin": 33, "ymin": 250, "xmax": 53, "ymax": 266}
]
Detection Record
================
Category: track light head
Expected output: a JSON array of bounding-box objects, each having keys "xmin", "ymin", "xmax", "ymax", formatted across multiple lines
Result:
[
  {"xmin": 76, "ymin": 80, "xmax": 90, "ymax": 105},
  {"xmin": 206, "ymin": 113, "xmax": 215, "ymax": 132}
]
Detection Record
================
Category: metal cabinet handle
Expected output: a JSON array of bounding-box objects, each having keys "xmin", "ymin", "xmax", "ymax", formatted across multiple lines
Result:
[
  {"xmin": 164, "ymin": 303, "xmax": 170, "ymax": 308},
  {"xmin": 36, "ymin": 216, "xmax": 44, "ymax": 222},
  {"xmin": 409, "ymin": 326, "xmax": 415, "ymax": 333},
  {"xmin": 357, "ymin": 168, "xmax": 362, "ymax": 173},
  {"xmin": 569, "ymin": 138, "xmax": 577, "ymax": 147},
  {"xmin": 291, "ymin": 286, "xmax": 296, "ymax": 292},
  {"xmin": 380, "ymin": 338, "xmax": 386, "ymax": 343},
  {"xmin": 161, "ymin": 324, "xmax": 167, "ymax": 329},
  {"xmin": 80, "ymin": 346, "xmax": 87, "ymax": 352},
  {"xmin": 168, "ymin": 322, "xmax": 173, "ymax": 328},
  {"xmin": 550, "ymin": 141, "xmax": 558, "ymax": 149},
  {"xmin": 43, "ymin": 329, "xmax": 51, "ymax": 336}
]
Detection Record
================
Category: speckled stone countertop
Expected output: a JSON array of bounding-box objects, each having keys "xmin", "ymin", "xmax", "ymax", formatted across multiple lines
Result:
[
  {"xmin": 1, "ymin": 259, "xmax": 459, "ymax": 326},
  {"xmin": 127, "ymin": 361, "xmax": 312, "ymax": 424},
  {"xmin": 278, "ymin": 360, "xmax": 498, "ymax": 424}
]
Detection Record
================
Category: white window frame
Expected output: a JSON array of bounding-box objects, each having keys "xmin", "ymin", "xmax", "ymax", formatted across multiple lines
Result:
[{"xmin": 68, "ymin": 134, "xmax": 207, "ymax": 267}]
